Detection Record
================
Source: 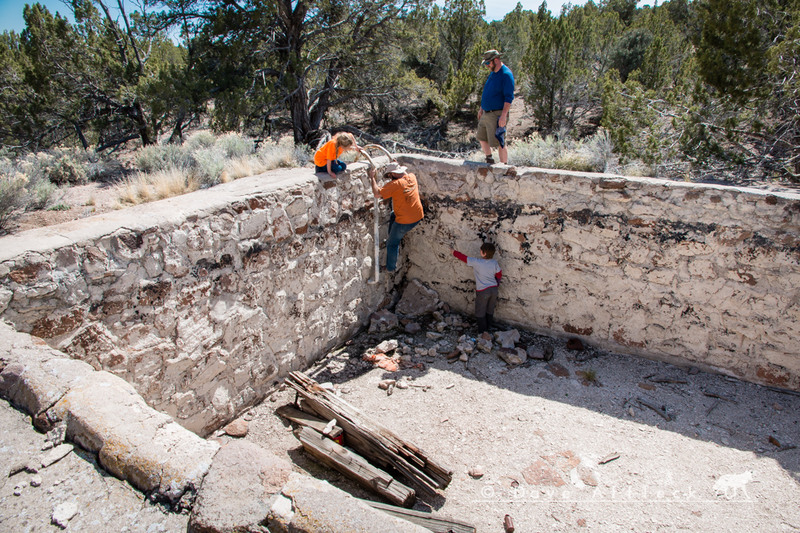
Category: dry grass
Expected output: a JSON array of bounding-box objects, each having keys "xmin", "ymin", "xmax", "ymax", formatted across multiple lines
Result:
[
  {"xmin": 117, "ymin": 169, "xmax": 199, "ymax": 206},
  {"xmin": 116, "ymin": 134, "xmax": 304, "ymax": 207},
  {"xmin": 225, "ymin": 157, "xmax": 256, "ymax": 181}
]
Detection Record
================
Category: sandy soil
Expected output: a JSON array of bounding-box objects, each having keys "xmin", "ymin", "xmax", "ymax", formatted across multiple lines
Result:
[
  {"xmin": 234, "ymin": 309, "xmax": 800, "ymax": 532},
  {"xmin": 8, "ymin": 180, "xmax": 123, "ymax": 234}
]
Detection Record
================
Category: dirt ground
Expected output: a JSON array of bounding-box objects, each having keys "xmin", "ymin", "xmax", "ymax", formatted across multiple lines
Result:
[
  {"xmin": 233, "ymin": 307, "xmax": 800, "ymax": 532},
  {"xmin": 8, "ymin": 180, "xmax": 123, "ymax": 234}
]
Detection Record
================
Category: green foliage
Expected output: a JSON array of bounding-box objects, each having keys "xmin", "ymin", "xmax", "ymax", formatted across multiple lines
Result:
[
  {"xmin": 120, "ymin": 133, "xmax": 305, "ymax": 204},
  {"xmin": 609, "ymin": 28, "xmax": 652, "ymax": 83},
  {"xmin": 191, "ymin": 147, "xmax": 227, "ymax": 188},
  {"xmin": 136, "ymin": 145, "xmax": 194, "ymax": 174},
  {"xmin": 27, "ymin": 177, "xmax": 59, "ymax": 211},
  {"xmin": 397, "ymin": 0, "xmax": 488, "ymax": 131},
  {"xmin": 177, "ymin": 0, "xmax": 430, "ymax": 144},
  {"xmin": 521, "ymin": 12, "xmax": 581, "ymax": 134},
  {"xmin": 682, "ymin": 0, "xmax": 800, "ymax": 179},
  {"xmin": 600, "ymin": 68, "xmax": 691, "ymax": 175},
  {"xmin": 436, "ymin": 41, "xmax": 486, "ymax": 122},
  {"xmin": 0, "ymin": 0, "xmax": 796, "ymax": 183},
  {"xmin": 215, "ymin": 133, "xmax": 255, "ymax": 160},
  {"xmin": 131, "ymin": 131, "xmax": 304, "ymax": 191},
  {"xmin": 600, "ymin": 0, "xmax": 639, "ymax": 26},
  {"xmin": 693, "ymin": 0, "xmax": 769, "ymax": 103},
  {"xmin": 0, "ymin": 0, "xmax": 191, "ymax": 152},
  {"xmin": 439, "ymin": 0, "xmax": 486, "ymax": 71},
  {"xmin": 185, "ymin": 131, "xmax": 217, "ymax": 152},
  {"xmin": 490, "ymin": 5, "xmax": 535, "ymax": 72},
  {"xmin": 0, "ymin": 150, "xmax": 71, "ymax": 229}
]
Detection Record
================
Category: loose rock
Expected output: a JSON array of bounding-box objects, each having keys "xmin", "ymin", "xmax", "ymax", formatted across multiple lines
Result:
[
  {"xmin": 495, "ymin": 329, "xmax": 520, "ymax": 349},
  {"xmin": 395, "ymin": 279, "xmax": 439, "ymax": 316},
  {"xmin": 404, "ymin": 322, "xmax": 422, "ymax": 334},
  {"xmin": 468, "ymin": 466, "xmax": 485, "ymax": 478},
  {"xmin": 368, "ymin": 309, "xmax": 398, "ymax": 333},
  {"xmin": 375, "ymin": 339, "xmax": 399, "ymax": 354},
  {"xmin": 224, "ymin": 418, "xmax": 249, "ymax": 438},
  {"xmin": 378, "ymin": 379, "xmax": 396, "ymax": 390},
  {"xmin": 498, "ymin": 347, "xmax": 527, "ymax": 366},
  {"xmin": 526, "ymin": 345, "xmax": 553, "ymax": 361},
  {"xmin": 40, "ymin": 444, "xmax": 73, "ymax": 468},
  {"xmin": 44, "ymin": 424, "xmax": 67, "ymax": 449},
  {"xmin": 51, "ymin": 501, "xmax": 78, "ymax": 529},
  {"xmin": 476, "ymin": 337, "xmax": 493, "ymax": 353}
]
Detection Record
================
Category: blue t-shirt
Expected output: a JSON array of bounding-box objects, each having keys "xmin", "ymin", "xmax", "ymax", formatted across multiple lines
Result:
[{"xmin": 481, "ymin": 64, "xmax": 515, "ymax": 112}]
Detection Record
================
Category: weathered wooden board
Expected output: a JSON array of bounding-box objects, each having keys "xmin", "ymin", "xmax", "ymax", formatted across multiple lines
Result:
[
  {"xmin": 294, "ymin": 426, "xmax": 416, "ymax": 507},
  {"xmin": 286, "ymin": 371, "xmax": 453, "ymax": 496}
]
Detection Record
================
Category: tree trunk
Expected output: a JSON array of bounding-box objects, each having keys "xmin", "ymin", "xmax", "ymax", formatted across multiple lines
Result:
[
  {"xmin": 290, "ymin": 80, "xmax": 312, "ymax": 144},
  {"xmin": 308, "ymin": 59, "xmax": 340, "ymax": 133},
  {"xmin": 168, "ymin": 109, "xmax": 186, "ymax": 144},
  {"xmin": 73, "ymin": 122, "xmax": 89, "ymax": 150},
  {"xmin": 133, "ymin": 102, "xmax": 152, "ymax": 146}
]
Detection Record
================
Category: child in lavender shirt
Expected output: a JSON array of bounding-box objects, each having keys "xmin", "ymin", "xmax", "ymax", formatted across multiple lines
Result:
[{"xmin": 453, "ymin": 242, "xmax": 502, "ymax": 333}]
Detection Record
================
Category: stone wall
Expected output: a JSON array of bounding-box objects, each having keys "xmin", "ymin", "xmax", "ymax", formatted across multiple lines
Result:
[
  {"xmin": 398, "ymin": 155, "xmax": 800, "ymax": 390},
  {"xmin": 2, "ymin": 156, "xmax": 799, "ymax": 438},
  {"xmin": 0, "ymin": 167, "xmax": 386, "ymax": 435}
]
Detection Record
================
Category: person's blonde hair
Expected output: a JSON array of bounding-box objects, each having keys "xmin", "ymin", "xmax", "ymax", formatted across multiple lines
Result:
[{"xmin": 334, "ymin": 132, "xmax": 354, "ymax": 149}]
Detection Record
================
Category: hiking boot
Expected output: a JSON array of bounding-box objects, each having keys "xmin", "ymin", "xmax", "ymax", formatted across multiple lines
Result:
[{"xmin": 485, "ymin": 155, "xmax": 495, "ymax": 164}]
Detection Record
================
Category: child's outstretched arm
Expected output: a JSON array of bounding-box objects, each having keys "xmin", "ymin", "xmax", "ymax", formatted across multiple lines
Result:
[{"xmin": 452, "ymin": 250, "xmax": 468, "ymax": 263}]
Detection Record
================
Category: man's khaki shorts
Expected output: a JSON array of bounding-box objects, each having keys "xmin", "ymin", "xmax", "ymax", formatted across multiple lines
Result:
[{"xmin": 476, "ymin": 110, "xmax": 504, "ymax": 148}]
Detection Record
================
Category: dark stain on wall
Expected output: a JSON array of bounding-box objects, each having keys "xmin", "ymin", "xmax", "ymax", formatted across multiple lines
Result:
[{"xmin": 426, "ymin": 193, "xmax": 799, "ymax": 259}]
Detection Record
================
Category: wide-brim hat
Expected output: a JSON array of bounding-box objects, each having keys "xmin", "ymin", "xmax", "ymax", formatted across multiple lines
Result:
[
  {"xmin": 482, "ymin": 49, "xmax": 503, "ymax": 65},
  {"xmin": 384, "ymin": 162, "xmax": 408, "ymax": 175}
]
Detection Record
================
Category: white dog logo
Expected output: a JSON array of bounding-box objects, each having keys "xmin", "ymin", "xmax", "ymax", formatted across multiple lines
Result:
[{"xmin": 713, "ymin": 471, "xmax": 753, "ymax": 500}]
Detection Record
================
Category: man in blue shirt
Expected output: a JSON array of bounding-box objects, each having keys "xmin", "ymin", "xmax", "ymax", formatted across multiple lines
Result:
[{"xmin": 477, "ymin": 49, "xmax": 515, "ymax": 165}]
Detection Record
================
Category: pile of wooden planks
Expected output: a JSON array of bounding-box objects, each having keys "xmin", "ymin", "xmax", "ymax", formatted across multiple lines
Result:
[{"xmin": 281, "ymin": 371, "xmax": 453, "ymax": 503}]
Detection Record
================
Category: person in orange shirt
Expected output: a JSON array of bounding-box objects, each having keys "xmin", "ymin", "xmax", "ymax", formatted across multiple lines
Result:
[
  {"xmin": 314, "ymin": 132, "xmax": 363, "ymax": 179},
  {"xmin": 369, "ymin": 162, "xmax": 424, "ymax": 272}
]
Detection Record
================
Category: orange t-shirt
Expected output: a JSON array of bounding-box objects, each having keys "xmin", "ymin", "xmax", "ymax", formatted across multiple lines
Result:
[
  {"xmin": 380, "ymin": 173, "xmax": 424, "ymax": 224},
  {"xmin": 314, "ymin": 140, "xmax": 342, "ymax": 167}
]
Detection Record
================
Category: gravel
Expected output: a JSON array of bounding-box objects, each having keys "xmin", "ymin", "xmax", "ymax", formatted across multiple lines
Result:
[{"xmin": 239, "ymin": 311, "xmax": 800, "ymax": 532}]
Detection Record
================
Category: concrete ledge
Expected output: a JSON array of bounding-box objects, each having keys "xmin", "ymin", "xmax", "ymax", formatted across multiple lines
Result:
[
  {"xmin": 0, "ymin": 320, "xmax": 219, "ymax": 505},
  {"xmin": 268, "ymin": 473, "xmax": 429, "ymax": 533},
  {"xmin": 189, "ymin": 440, "xmax": 292, "ymax": 533}
]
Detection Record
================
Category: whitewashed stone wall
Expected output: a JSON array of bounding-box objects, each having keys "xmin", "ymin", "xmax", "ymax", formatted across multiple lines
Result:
[
  {"xmin": 2, "ymin": 155, "xmax": 798, "ymax": 438},
  {"xmin": 399, "ymin": 155, "xmax": 800, "ymax": 390},
  {"xmin": 0, "ymin": 166, "xmax": 386, "ymax": 435}
]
